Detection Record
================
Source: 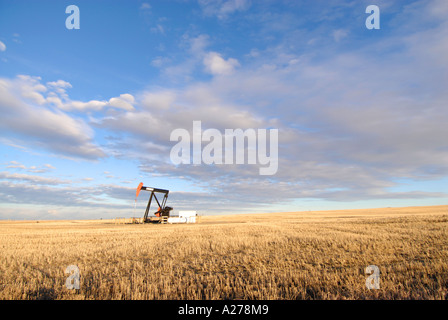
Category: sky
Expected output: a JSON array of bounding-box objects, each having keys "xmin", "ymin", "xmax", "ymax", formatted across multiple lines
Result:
[{"xmin": 0, "ymin": 0, "xmax": 447, "ymax": 220}]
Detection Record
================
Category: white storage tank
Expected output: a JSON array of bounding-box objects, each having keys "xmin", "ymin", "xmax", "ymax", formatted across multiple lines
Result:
[
  {"xmin": 167, "ymin": 211, "xmax": 198, "ymax": 224},
  {"xmin": 180, "ymin": 211, "xmax": 197, "ymax": 223}
]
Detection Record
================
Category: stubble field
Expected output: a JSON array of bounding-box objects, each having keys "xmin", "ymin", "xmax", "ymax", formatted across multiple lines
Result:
[{"xmin": 1, "ymin": 205, "xmax": 447, "ymax": 300}]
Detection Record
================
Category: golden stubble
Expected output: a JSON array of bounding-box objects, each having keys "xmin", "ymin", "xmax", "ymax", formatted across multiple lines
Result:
[{"xmin": 1, "ymin": 205, "xmax": 447, "ymax": 300}]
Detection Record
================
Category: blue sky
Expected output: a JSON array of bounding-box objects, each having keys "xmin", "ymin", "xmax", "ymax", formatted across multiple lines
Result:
[{"xmin": 0, "ymin": 0, "xmax": 447, "ymax": 220}]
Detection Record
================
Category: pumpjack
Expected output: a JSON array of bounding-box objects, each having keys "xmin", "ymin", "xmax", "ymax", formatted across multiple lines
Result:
[{"xmin": 136, "ymin": 183, "xmax": 173, "ymax": 223}]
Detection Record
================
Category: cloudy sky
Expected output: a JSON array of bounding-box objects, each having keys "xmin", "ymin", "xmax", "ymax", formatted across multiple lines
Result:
[{"xmin": 0, "ymin": 0, "xmax": 447, "ymax": 220}]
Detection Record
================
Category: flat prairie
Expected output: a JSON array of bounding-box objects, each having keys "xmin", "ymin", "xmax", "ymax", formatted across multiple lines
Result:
[{"xmin": 1, "ymin": 205, "xmax": 447, "ymax": 300}]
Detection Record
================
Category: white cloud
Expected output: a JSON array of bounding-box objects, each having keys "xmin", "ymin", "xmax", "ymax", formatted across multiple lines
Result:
[
  {"xmin": 220, "ymin": 0, "xmax": 250, "ymax": 15},
  {"xmin": 140, "ymin": 3, "xmax": 151, "ymax": 10},
  {"xmin": 246, "ymin": 48, "xmax": 260, "ymax": 58},
  {"xmin": 0, "ymin": 171, "xmax": 70, "ymax": 185},
  {"xmin": 0, "ymin": 41, "xmax": 6, "ymax": 52},
  {"xmin": 4, "ymin": 161, "xmax": 56, "ymax": 173},
  {"xmin": 46, "ymin": 79, "xmax": 72, "ymax": 88},
  {"xmin": 188, "ymin": 34, "xmax": 210, "ymax": 55},
  {"xmin": 333, "ymin": 29, "xmax": 348, "ymax": 42},
  {"xmin": 12, "ymin": 33, "xmax": 21, "ymax": 44},
  {"xmin": 14, "ymin": 75, "xmax": 47, "ymax": 105},
  {"xmin": 0, "ymin": 76, "xmax": 106, "ymax": 159},
  {"xmin": 203, "ymin": 51, "xmax": 240, "ymax": 75},
  {"xmin": 159, "ymin": 34, "xmax": 210, "ymax": 82},
  {"xmin": 150, "ymin": 24, "xmax": 165, "ymax": 34},
  {"xmin": 46, "ymin": 80, "xmax": 72, "ymax": 92},
  {"xmin": 5, "ymin": 75, "xmax": 138, "ymax": 113},
  {"xmin": 140, "ymin": 90, "xmax": 176, "ymax": 110},
  {"xmin": 5, "ymin": 161, "xmax": 26, "ymax": 170},
  {"xmin": 64, "ymin": 100, "xmax": 107, "ymax": 111},
  {"xmin": 108, "ymin": 93, "xmax": 135, "ymax": 111},
  {"xmin": 0, "ymin": 181, "xmax": 133, "ymax": 219},
  {"xmin": 198, "ymin": 0, "xmax": 251, "ymax": 19},
  {"xmin": 151, "ymin": 56, "xmax": 171, "ymax": 68}
]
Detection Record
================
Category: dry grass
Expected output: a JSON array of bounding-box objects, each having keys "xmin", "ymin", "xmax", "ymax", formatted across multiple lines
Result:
[{"xmin": 1, "ymin": 205, "xmax": 447, "ymax": 300}]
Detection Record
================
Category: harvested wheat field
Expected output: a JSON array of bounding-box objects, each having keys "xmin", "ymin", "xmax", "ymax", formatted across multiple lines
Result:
[{"xmin": 1, "ymin": 205, "xmax": 447, "ymax": 300}]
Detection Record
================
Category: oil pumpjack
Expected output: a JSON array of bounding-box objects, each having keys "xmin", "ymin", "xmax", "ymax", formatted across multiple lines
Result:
[{"xmin": 135, "ymin": 183, "xmax": 173, "ymax": 223}]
